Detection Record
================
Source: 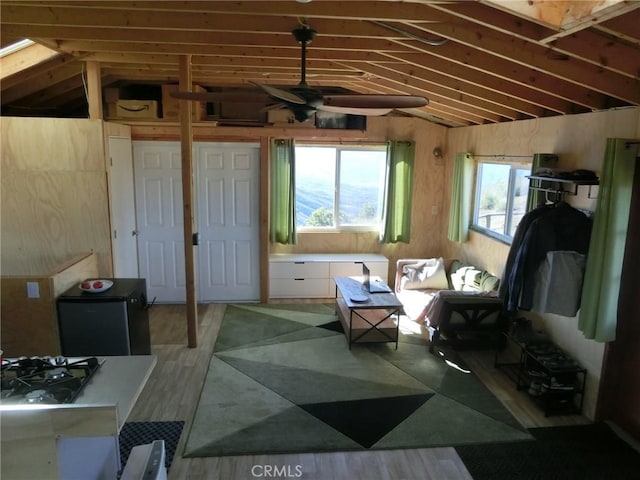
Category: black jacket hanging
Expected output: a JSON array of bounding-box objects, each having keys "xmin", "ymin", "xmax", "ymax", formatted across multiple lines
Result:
[{"xmin": 500, "ymin": 202, "xmax": 592, "ymax": 313}]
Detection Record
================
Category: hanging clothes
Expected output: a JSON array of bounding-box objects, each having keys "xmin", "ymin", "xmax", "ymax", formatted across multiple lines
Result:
[
  {"xmin": 499, "ymin": 202, "xmax": 592, "ymax": 313},
  {"xmin": 532, "ymin": 251, "xmax": 587, "ymax": 317},
  {"xmin": 499, "ymin": 203, "xmax": 553, "ymax": 303}
]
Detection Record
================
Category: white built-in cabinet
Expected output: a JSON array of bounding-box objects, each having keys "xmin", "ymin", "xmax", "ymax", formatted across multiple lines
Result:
[{"xmin": 269, "ymin": 253, "xmax": 389, "ymax": 298}]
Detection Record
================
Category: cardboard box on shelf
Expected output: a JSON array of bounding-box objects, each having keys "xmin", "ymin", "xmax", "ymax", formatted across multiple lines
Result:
[
  {"xmin": 267, "ymin": 109, "xmax": 295, "ymax": 124},
  {"xmin": 161, "ymin": 84, "xmax": 207, "ymax": 121},
  {"xmin": 267, "ymin": 108, "xmax": 315, "ymax": 127},
  {"xmin": 107, "ymin": 100, "xmax": 159, "ymax": 119}
]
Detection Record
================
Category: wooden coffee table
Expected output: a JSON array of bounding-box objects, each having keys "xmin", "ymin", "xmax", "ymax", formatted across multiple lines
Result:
[{"xmin": 333, "ymin": 276, "xmax": 403, "ymax": 349}]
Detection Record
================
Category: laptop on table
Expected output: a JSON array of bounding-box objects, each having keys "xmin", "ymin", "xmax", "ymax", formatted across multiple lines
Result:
[{"xmin": 362, "ymin": 263, "xmax": 392, "ymax": 293}]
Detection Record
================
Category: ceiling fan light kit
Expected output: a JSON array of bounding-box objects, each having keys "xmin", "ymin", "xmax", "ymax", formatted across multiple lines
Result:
[{"xmin": 171, "ymin": 24, "xmax": 429, "ymax": 124}]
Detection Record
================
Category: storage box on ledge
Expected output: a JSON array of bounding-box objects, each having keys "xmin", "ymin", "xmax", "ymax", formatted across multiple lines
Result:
[
  {"xmin": 161, "ymin": 84, "xmax": 207, "ymax": 121},
  {"xmin": 107, "ymin": 100, "xmax": 159, "ymax": 120}
]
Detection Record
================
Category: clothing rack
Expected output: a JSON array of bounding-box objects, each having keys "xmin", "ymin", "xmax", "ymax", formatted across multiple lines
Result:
[
  {"xmin": 470, "ymin": 154, "xmax": 532, "ymax": 158},
  {"xmin": 470, "ymin": 154, "xmax": 532, "ymax": 164},
  {"xmin": 527, "ymin": 175, "xmax": 599, "ymax": 200}
]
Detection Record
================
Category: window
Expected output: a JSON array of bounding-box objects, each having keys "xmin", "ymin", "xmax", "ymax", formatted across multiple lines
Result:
[
  {"xmin": 295, "ymin": 145, "xmax": 388, "ymax": 230},
  {"xmin": 473, "ymin": 161, "xmax": 531, "ymax": 242},
  {"xmin": 0, "ymin": 39, "xmax": 34, "ymax": 57}
]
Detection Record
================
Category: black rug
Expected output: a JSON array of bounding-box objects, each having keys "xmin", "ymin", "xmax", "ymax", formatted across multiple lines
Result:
[
  {"xmin": 456, "ymin": 422, "xmax": 640, "ymax": 479},
  {"xmin": 118, "ymin": 421, "xmax": 184, "ymax": 475}
]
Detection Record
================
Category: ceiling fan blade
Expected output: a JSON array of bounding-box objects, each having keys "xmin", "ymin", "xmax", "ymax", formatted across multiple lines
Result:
[
  {"xmin": 170, "ymin": 90, "xmax": 267, "ymax": 103},
  {"xmin": 171, "ymin": 24, "xmax": 429, "ymax": 123},
  {"xmin": 317, "ymin": 104, "xmax": 392, "ymax": 116},
  {"xmin": 322, "ymin": 94, "xmax": 428, "ymax": 109},
  {"xmin": 260, "ymin": 102, "xmax": 286, "ymax": 112},
  {"xmin": 249, "ymin": 81, "xmax": 306, "ymax": 105}
]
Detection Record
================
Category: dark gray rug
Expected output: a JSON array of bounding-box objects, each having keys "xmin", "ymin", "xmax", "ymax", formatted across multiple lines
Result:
[
  {"xmin": 184, "ymin": 303, "xmax": 531, "ymax": 457},
  {"xmin": 118, "ymin": 421, "xmax": 184, "ymax": 475},
  {"xmin": 456, "ymin": 422, "xmax": 640, "ymax": 479}
]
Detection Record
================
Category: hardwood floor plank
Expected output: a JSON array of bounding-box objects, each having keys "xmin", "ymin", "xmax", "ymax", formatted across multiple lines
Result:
[
  {"xmin": 459, "ymin": 349, "xmax": 590, "ymax": 428},
  {"xmin": 127, "ymin": 304, "xmax": 589, "ymax": 479}
]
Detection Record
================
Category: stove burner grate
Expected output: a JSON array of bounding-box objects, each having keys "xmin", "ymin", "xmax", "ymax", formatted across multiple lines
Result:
[{"xmin": 1, "ymin": 356, "xmax": 101, "ymax": 405}]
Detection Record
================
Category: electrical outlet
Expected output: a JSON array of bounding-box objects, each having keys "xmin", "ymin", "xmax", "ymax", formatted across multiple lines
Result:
[{"xmin": 26, "ymin": 281, "xmax": 40, "ymax": 298}]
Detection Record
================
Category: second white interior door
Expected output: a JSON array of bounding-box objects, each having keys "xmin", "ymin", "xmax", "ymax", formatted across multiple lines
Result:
[
  {"xmin": 133, "ymin": 141, "xmax": 260, "ymax": 303},
  {"xmin": 196, "ymin": 143, "xmax": 260, "ymax": 302}
]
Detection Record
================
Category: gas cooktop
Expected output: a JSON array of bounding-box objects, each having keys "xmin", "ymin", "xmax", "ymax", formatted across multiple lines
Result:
[{"xmin": 0, "ymin": 356, "xmax": 101, "ymax": 405}]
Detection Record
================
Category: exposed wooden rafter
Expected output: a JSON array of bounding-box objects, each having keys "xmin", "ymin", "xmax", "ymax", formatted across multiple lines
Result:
[{"xmin": 1, "ymin": 1, "xmax": 638, "ymax": 127}]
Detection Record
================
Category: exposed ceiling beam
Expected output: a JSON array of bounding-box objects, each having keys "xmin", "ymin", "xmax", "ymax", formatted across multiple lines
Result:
[
  {"xmin": 1, "ymin": 41, "xmax": 60, "ymax": 79},
  {"xmin": 1, "ymin": 1, "xmax": 637, "ymax": 127}
]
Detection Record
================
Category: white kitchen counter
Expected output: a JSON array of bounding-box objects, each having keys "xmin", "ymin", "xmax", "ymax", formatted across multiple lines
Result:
[
  {"xmin": 0, "ymin": 355, "xmax": 157, "ymax": 480},
  {"xmin": 75, "ymin": 355, "xmax": 157, "ymax": 430}
]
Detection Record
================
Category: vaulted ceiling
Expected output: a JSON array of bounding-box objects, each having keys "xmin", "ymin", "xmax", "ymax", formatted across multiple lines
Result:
[{"xmin": 1, "ymin": 0, "xmax": 639, "ymax": 127}]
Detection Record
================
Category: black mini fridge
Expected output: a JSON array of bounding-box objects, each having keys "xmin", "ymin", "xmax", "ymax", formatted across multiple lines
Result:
[{"xmin": 57, "ymin": 278, "xmax": 151, "ymax": 356}]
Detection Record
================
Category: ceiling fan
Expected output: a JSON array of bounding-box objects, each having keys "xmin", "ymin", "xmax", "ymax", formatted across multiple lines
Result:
[{"xmin": 171, "ymin": 25, "xmax": 429, "ymax": 122}]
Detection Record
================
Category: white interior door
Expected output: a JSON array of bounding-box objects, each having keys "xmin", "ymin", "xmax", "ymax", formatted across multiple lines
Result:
[
  {"xmin": 133, "ymin": 141, "xmax": 185, "ymax": 303},
  {"xmin": 108, "ymin": 136, "xmax": 139, "ymax": 278},
  {"xmin": 196, "ymin": 143, "xmax": 260, "ymax": 302},
  {"xmin": 133, "ymin": 141, "xmax": 260, "ymax": 303}
]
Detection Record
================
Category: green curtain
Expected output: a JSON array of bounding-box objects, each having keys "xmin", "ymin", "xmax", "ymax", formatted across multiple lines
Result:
[
  {"xmin": 579, "ymin": 139, "xmax": 637, "ymax": 342},
  {"xmin": 526, "ymin": 153, "xmax": 559, "ymax": 211},
  {"xmin": 379, "ymin": 141, "xmax": 415, "ymax": 244},
  {"xmin": 526, "ymin": 153, "xmax": 545, "ymax": 211},
  {"xmin": 270, "ymin": 138, "xmax": 296, "ymax": 244},
  {"xmin": 447, "ymin": 152, "xmax": 474, "ymax": 243}
]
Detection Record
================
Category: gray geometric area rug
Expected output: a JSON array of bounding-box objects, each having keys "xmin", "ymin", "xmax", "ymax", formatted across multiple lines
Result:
[{"xmin": 184, "ymin": 303, "xmax": 531, "ymax": 457}]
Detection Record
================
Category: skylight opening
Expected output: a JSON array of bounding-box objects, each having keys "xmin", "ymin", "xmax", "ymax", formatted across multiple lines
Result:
[{"xmin": 0, "ymin": 39, "xmax": 35, "ymax": 58}]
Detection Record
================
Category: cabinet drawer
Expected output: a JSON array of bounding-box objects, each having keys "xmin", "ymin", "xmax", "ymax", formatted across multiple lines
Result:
[
  {"xmin": 330, "ymin": 261, "xmax": 388, "ymax": 280},
  {"xmin": 269, "ymin": 278, "xmax": 331, "ymax": 298},
  {"xmin": 270, "ymin": 261, "xmax": 330, "ymax": 279},
  {"xmin": 329, "ymin": 261, "xmax": 364, "ymax": 277}
]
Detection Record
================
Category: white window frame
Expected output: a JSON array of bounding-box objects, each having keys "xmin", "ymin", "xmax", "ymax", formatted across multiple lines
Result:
[
  {"xmin": 295, "ymin": 143, "xmax": 388, "ymax": 232},
  {"xmin": 472, "ymin": 161, "xmax": 531, "ymax": 243}
]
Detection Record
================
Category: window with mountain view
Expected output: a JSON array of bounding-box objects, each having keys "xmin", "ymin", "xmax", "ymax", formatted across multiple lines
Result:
[
  {"xmin": 473, "ymin": 161, "xmax": 530, "ymax": 242},
  {"xmin": 295, "ymin": 145, "xmax": 388, "ymax": 230}
]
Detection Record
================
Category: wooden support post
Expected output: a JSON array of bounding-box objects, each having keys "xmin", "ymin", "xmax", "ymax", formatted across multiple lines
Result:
[
  {"xmin": 259, "ymin": 136, "xmax": 270, "ymax": 303},
  {"xmin": 85, "ymin": 61, "xmax": 103, "ymax": 120},
  {"xmin": 179, "ymin": 55, "xmax": 198, "ymax": 348}
]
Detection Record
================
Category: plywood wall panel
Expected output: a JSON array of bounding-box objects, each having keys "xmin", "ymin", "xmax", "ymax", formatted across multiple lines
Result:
[
  {"xmin": 443, "ymin": 106, "xmax": 640, "ymax": 420},
  {"xmin": 1, "ymin": 117, "xmax": 112, "ymax": 276},
  {"xmin": 1, "ymin": 405, "xmax": 118, "ymax": 480},
  {"xmin": 0, "ymin": 252, "xmax": 97, "ymax": 356},
  {"xmin": 1, "ymin": 171, "xmax": 111, "ymax": 275},
  {"xmin": 51, "ymin": 251, "xmax": 98, "ymax": 296},
  {"xmin": 1, "ymin": 117, "xmax": 105, "ymax": 171},
  {"xmin": 0, "ymin": 276, "xmax": 57, "ymax": 356},
  {"xmin": 444, "ymin": 107, "xmax": 640, "ymax": 272}
]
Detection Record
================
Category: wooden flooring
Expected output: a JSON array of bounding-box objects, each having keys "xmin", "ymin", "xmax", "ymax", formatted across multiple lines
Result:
[{"xmin": 127, "ymin": 303, "xmax": 590, "ymax": 480}]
